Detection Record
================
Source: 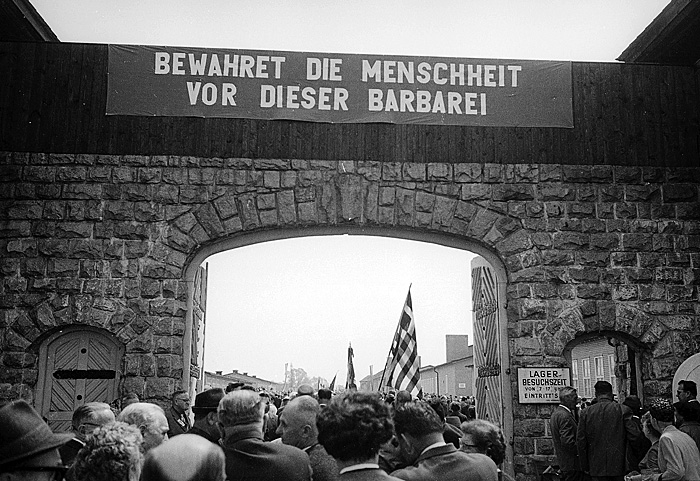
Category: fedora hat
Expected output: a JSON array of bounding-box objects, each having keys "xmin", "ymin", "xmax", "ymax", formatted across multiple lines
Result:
[
  {"xmin": 0, "ymin": 400, "xmax": 73, "ymax": 468},
  {"xmin": 191, "ymin": 388, "xmax": 225, "ymax": 415}
]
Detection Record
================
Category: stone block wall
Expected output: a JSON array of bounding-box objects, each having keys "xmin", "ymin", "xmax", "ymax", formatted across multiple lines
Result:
[{"xmin": 1, "ymin": 152, "xmax": 699, "ymax": 477}]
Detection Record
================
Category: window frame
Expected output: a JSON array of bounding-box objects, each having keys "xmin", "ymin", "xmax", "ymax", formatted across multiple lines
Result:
[
  {"xmin": 594, "ymin": 356, "xmax": 604, "ymax": 381},
  {"xmin": 608, "ymin": 354, "xmax": 617, "ymax": 393},
  {"xmin": 572, "ymin": 359, "xmax": 579, "ymax": 391},
  {"xmin": 582, "ymin": 358, "xmax": 591, "ymax": 398}
]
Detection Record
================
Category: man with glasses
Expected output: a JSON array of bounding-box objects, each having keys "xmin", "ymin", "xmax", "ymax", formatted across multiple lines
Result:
[
  {"xmin": 165, "ymin": 390, "xmax": 191, "ymax": 437},
  {"xmin": 0, "ymin": 400, "xmax": 73, "ymax": 481},
  {"xmin": 60, "ymin": 402, "xmax": 116, "ymax": 467}
]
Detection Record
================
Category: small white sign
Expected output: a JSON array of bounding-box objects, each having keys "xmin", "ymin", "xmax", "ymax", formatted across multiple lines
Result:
[
  {"xmin": 458, "ymin": 383, "xmax": 466, "ymax": 388},
  {"xmin": 518, "ymin": 368, "xmax": 570, "ymax": 404}
]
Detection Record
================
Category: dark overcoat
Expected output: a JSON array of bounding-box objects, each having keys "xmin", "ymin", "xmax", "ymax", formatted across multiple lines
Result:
[
  {"xmin": 576, "ymin": 398, "xmax": 642, "ymax": 476},
  {"xmin": 550, "ymin": 405, "xmax": 581, "ymax": 473}
]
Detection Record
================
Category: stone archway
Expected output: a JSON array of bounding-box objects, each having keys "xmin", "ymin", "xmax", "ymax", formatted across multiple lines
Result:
[{"xmin": 182, "ymin": 225, "xmax": 513, "ymax": 474}]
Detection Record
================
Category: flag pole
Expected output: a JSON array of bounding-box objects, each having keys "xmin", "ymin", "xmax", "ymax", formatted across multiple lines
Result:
[
  {"xmin": 378, "ymin": 284, "xmax": 412, "ymax": 391},
  {"xmin": 346, "ymin": 342, "xmax": 357, "ymax": 390}
]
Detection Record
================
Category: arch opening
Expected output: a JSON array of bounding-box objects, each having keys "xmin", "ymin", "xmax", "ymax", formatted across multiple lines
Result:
[
  {"xmin": 184, "ymin": 227, "xmax": 508, "ymax": 388},
  {"xmin": 563, "ymin": 331, "xmax": 649, "ymax": 405},
  {"xmin": 181, "ymin": 226, "xmax": 514, "ymax": 475}
]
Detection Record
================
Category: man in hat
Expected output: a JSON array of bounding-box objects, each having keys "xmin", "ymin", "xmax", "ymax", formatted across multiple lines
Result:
[
  {"xmin": 0, "ymin": 400, "xmax": 73, "ymax": 481},
  {"xmin": 188, "ymin": 388, "xmax": 225, "ymax": 444}
]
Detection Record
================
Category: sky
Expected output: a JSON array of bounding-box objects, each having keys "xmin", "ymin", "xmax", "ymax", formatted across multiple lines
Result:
[
  {"xmin": 205, "ymin": 236, "xmax": 475, "ymax": 383},
  {"xmin": 31, "ymin": 1, "xmax": 669, "ymax": 62},
  {"xmin": 28, "ymin": 0, "xmax": 672, "ymax": 384}
]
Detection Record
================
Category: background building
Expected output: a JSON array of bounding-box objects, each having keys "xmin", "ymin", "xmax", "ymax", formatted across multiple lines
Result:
[
  {"xmin": 204, "ymin": 370, "xmax": 283, "ymax": 392},
  {"xmin": 359, "ymin": 369, "xmax": 385, "ymax": 392},
  {"xmin": 420, "ymin": 335, "xmax": 474, "ymax": 397},
  {"xmin": 360, "ymin": 335, "xmax": 474, "ymax": 397},
  {"xmin": 570, "ymin": 338, "xmax": 617, "ymax": 399},
  {"xmin": 568, "ymin": 336, "xmax": 644, "ymax": 401}
]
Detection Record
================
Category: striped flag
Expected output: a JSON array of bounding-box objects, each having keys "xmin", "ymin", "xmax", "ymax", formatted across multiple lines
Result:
[{"xmin": 382, "ymin": 288, "xmax": 421, "ymax": 396}]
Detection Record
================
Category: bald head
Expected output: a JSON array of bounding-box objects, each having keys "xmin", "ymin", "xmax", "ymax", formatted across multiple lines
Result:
[
  {"xmin": 288, "ymin": 395, "xmax": 320, "ymax": 416},
  {"xmin": 141, "ymin": 434, "xmax": 225, "ymax": 481},
  {"xmin": 297, "ymin": 384, "xmax": 315, "ymax": 397},
  {"xmin": 277, "ymin": 395, "xmax": 320, "ymax": 449}
]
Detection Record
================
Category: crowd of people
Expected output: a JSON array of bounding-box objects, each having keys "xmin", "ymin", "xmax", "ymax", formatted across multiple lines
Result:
[
  {"xmin": 4, "ymin": 379, "xmax": 699, "ymax": 481},
  {"xmin": 550, "ymin": 380, "xmax": 700, "ymax": 481},
  {"xmin": 0, "ymin": 383, "xmax": 503, "ymax": 481}
]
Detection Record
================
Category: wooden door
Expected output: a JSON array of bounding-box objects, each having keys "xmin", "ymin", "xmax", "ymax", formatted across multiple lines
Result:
[
  {"xmin": 36, "ymin": 327, "xmax": 123, "ymax": 432},
  {"xmin": 471, "ymin": 256, "xmax": 504, "ymax": 425}
]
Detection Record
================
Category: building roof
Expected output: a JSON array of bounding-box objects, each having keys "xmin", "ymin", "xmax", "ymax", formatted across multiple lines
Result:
[
  {"xmin": 359, "ymin": 369, "xmax": 384, "ymax": 383},
  {"xmin": 205, "ymin": 369, "xmax": 276, "ymax": 384},
  {"xmin": 420, "ymin": 355, "xmax": 473, "ymax": 373},
  {"xmin": 618, "ymin": 0, "xmax": 700, "ymax": 65},
  {"xmin": 0, "ymin": 0, "xmax": 58, "ymax": 42}
]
